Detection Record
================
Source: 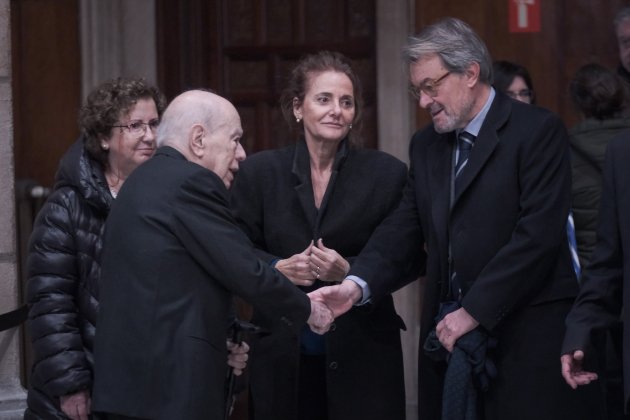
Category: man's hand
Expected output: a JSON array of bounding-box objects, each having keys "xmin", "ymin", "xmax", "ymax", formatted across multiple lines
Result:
[
  {"xmin": 309, "ymin": 239, "xmax": 350, "ymax": 282},
  {"xmin": 308, "ymin": 279, "xmax": 361, "ymax": 318},
  {"xmin": 436, "ymin": 307, "xmax": 479, "ymax": 352},
  {"xmin": 561, "ymin": 350, "xmax": 599, "ymax": 389},
  {"xmin": 60, "ymin": 389, "xmax": 91, "ymax": 420},
  {"xmin": 307, "ymin": 299, "xmax": 334, "ymax": 334},
  {"xmin": 275, "ymin": 242, "xmax": 316, "ymax": 286},
  {"xmin": 227, "ymin": 340, "xmax": 250, "ymax": 376}
]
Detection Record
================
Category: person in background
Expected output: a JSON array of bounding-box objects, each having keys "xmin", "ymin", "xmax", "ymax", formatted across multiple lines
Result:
[
  {"xmin": 310, "ymin": 18, "xmax": 604, "ymax": 419},
  {"xmin": 614, "ymin": 6, "xmax": 630, "ymax": 84},
  {"xmin": 561, "ymin": 134, "xmax": 630, "ymax": 418},
  {"xmin": 91, "ymin": 90, "xmax": 333, "ymax": 420},
  {"xmin": 492, "ymin": 60, "xmax": 535, "ymax": 104},
  {"xmin": 568, "ymin": 62, "xmax": 630, "ymax": 420},
  {"xmin": 230, "ymin": 51, "xmax": 408, "ymax": 420},
  {"xmin": 24, "ymin": 78, "xmax": 167, "ymax": 420},
  {"xmin": 569, "ymin": 63, "xmax": 630, "ymax": 266}
]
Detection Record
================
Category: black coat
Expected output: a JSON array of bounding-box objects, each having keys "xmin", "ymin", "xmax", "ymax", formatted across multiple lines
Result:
[
  {"xmin": 563, "ymin": 134, "xmax": 630, "ymax": 412},
  {"xmin": 91, "ymin": 147, "xmax": 311, "ymax": 420},
  {"xmin": 350, "ymin": 92, "xmax": 602, "ymax": 419},
  {"xmin": 25, "ymin": 140, "xmax": 112, "ymax": 419},
  {"xmin": 230, "ymin": 139, "xmax": 408, "ymax": 420}
]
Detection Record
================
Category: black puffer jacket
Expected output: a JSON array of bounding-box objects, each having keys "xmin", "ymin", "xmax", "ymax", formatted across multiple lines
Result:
[{"xmin": 25, "ymin": 139, "xmax": 112, "ymax": 419}]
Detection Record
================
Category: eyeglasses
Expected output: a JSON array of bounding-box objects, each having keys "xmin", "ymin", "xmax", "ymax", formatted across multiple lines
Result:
[
  {"xmin": 112, "ymin": 119, "xmax": 160, "ymax": 137},
  {"xmin": 409, "ymin": 71, "xmax": 451, "ymax": 100},
  {"xmin": 506, "ymin": 89, "xmax": 533, "ymax": 100}
]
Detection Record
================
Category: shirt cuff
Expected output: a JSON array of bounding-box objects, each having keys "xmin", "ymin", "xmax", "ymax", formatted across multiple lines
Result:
[{"xmin": 345, "ymin": 275, "xmax": 371, "ymax": 305}]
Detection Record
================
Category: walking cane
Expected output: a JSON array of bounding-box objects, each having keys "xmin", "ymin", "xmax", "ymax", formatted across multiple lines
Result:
[{"xmin": 224, "ymin": 319, "xmax": 266, "ymax": 420}]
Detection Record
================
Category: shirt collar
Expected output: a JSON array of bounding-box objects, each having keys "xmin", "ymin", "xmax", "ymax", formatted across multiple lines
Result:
[{"xmin": 458, "ymin": 87, "xmax": 495, "ymax": 137}]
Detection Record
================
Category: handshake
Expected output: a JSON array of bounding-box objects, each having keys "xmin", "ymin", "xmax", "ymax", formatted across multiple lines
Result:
[{"xmin": 304, "ymin": 280, "xmax": 364, "ymax": 334}]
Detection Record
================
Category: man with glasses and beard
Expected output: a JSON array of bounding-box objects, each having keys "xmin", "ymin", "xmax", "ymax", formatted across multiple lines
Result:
[{"xmin": 311, "ymin": 17, "xmax": 604, "ymax": 420}]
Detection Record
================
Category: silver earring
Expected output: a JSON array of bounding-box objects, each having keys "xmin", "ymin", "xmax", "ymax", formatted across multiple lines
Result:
[
  {"xmin": 101, "ymin": 143, "xmax": 109, "ymax": 150},
  {"xmin": 349, "ymin": 124, "xmax": 353, "ymax": 129},
  {"xmin": 296, "ymin": 117, "xmax": 301, "ymax": 123}
]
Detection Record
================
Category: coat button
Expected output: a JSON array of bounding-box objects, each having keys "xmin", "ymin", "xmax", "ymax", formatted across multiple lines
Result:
[{"xmin": 329, "ymin": 361, "xmax": 338, "ymax": 370}]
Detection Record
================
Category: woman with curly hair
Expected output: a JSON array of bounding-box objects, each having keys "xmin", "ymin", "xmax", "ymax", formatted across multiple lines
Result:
[{"xmin": 24, "ymin": 77, "xmax": 166, "ymax": 420}]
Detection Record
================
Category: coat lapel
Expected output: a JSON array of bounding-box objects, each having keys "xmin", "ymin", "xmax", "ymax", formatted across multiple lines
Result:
[
  {"xmin": 427, "ymin": 133, "xmax": 454, "ymax": 256},
  {"xmin": 292, "ymin": 139, "xmax": 317, "ymax": 225},
  {"xmin": 452, "ymin": 93, "xmax": 511, "ymax": 206},
  {"xmin": 291, "ymin": 138, "xmax": 350, "ymax": 232}
]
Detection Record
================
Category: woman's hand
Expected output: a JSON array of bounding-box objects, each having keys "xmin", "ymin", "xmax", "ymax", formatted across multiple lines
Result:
[
  {"xmin": 309, "ymin": 239, "xmax": 350, "ymax": 282},
  {"xmin": 274, "ymin": 241, "xmax": 316, "ymax": 286},
  {"xmin": 60, "ymin": 390, "xmax": 91, "ymax": 420}
]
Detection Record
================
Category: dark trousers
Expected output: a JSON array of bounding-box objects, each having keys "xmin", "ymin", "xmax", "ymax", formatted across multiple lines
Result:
[{"xmin": 298, "ymin": 353, "xmax": 328, "ymax": 420}]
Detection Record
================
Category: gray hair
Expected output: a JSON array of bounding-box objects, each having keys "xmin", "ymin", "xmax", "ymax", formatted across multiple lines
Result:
[
  {"xmin": 403, "ymin": 17, "xmax": 493, "ymax": 85},
  {"xmin": 614, "ymin": 6, "xmax": 630, "ymax": 29}
]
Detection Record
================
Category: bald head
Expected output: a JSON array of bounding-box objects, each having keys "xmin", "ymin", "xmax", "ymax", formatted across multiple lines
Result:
[{"xmin": 156, "ymin": 90, "xmax": 246, "ymax": 188}]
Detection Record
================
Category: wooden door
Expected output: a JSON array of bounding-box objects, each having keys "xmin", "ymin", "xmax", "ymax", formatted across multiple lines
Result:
[
  {"xmin": 11, "ymin": 0, "xmax": 81, "ymax": 188},
  {"xmin": 156, "ymin": 0, "xmax": 377, "ymax": 155}
]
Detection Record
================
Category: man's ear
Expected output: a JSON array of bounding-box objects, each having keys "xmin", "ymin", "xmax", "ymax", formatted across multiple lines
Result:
[
  {"xmin": 189, "ymin": 124, "xmax": 205, "ymax": 158},
  {"xmin": 465, "ymin": 62, "xmax": 481, "ymax": 88}
]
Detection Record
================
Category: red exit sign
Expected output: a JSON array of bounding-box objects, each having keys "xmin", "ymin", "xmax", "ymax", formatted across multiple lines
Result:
[{"xmin": 509, "ymin": 0, "xmax": 541, "ymax": 33}]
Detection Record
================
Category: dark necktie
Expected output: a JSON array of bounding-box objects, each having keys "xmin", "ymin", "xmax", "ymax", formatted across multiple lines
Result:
[
  {"xmin": 450, "ymin": 131, "xmax": 476, "ymax": 301},
  {"xmin": 455, "ymin": 131, "xmax": 476, "ymax": 178}
]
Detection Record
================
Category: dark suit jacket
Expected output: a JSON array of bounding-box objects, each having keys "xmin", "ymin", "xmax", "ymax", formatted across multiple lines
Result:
[
  {"xmin": 563, "ymin": 134, "xmax": 630, "ymax": 412},
  {"xmin": 91, "ymin": 147, "xmax": 310, "ymax": 420},
  {"xmin": 230, "ymin": 139, "xmax": 409, "ymax": 420},
  {"xmin": 350, "ymin": 92, "xmax": 593, "ymax": 419}
]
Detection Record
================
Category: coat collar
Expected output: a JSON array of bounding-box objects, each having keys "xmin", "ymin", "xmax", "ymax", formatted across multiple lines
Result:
[
  {"xmin": 54, "ymin": 138, "xmax": 113, "ymax": 213},
  {"xmin": 291, "ymin": 137, "xmax": 350, "ymax": 227},
  {"xmin": 155, "ymin": 145, "xmax": 188, "ymax": 160}
]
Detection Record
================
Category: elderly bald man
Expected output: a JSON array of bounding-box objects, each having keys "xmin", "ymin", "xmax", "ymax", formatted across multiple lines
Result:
[{"xmin": 91, "ymin": 90, "xmax": 333, "ymax": 420}]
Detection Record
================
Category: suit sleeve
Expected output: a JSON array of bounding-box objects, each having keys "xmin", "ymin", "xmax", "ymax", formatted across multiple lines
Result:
[
  {"xmin": 349, "ymin": 138, "xmax": 427, "ymax": 302},
  {"xmin": 462, "ymin": 113, "xmax": 574, "ymax": 330},
  {"xmin": 562, "ymin": 140, "xmax": 625, "ymax": 354},
  {"xmin": 173, "ymin": 170, "xmax": 310, "ymax": 332}
]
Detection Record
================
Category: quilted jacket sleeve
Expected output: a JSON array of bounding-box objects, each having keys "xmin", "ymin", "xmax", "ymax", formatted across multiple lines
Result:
[{"xmin": 26, "ymin": 188, "xmax": 91, "ymax": 397}]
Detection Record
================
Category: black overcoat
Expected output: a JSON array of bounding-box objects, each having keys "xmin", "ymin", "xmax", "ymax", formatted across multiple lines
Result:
[
  {"xmin": 91, "ymin": 146, "xmax": 311, "ymax": 420},
  {"xmin": 350, "ymin": 92, "xmax": 603, "ymax": 419},
  {"xmin": 231, "ymin": 139, "xmax": 409, "ymax": 420}
]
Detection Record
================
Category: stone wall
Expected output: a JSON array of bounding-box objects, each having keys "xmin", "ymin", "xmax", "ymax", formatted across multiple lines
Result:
[{"xmin": 0, "ymin": 0, "xmax": 28, "ymax": 418}]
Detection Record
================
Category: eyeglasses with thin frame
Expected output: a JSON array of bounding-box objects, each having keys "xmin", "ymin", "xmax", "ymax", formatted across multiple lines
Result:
[
  {"xmin": 112, "ymin": 119, "xmax": 160, "ymax": 137},
  {"xmin": 409, "ymin": 71, "xmax": 451, "ymax": 100},
  {"xmin": 506, "ymin": 89, "xmax": 533, "ymax": 101}
]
